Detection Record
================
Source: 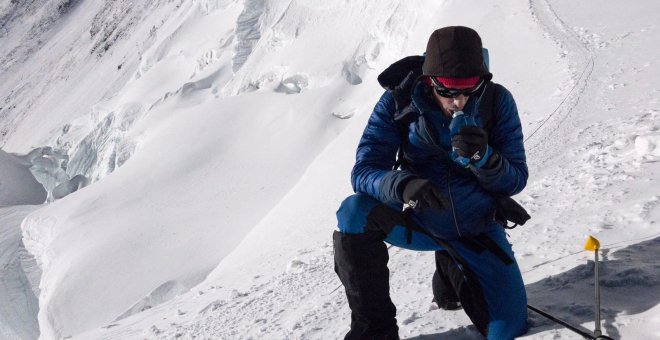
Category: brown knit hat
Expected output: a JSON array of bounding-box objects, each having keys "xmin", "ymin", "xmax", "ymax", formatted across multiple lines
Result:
[{"xmin": 422, "ymin": 26, "xmax": 491, "ymax": 79}]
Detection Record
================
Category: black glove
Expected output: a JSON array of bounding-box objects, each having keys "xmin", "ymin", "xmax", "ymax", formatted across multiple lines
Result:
[
  {"xmin": 451, "ymin": 126, "xmax": 498, "ymax": 168},
  {"xmin": 494, "ymin": 195, "xmax": 531, "ymax": 227},
  {"xmin": 402, "ymin": 178, "xmax": 450, "ymax": 212}
]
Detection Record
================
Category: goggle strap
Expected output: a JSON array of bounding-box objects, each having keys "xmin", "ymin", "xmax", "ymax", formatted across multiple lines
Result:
[{"xmin": 431, "ymin": 78, "xmax": 484, "ymax": 98}]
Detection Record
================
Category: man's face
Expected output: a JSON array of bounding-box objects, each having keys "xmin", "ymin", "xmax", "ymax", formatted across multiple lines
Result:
[{"xmin": 432, "ymin": 90, "xmax": 469, "ymax": 118}]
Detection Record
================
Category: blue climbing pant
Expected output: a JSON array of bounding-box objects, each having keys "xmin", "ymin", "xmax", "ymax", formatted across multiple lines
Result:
[{"xmin": 334, "ymin": 194, "xmax": 528, "ymax": 340}]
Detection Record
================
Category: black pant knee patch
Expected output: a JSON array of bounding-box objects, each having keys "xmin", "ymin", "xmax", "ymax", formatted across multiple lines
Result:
[{"xmin": 364, "ymin": 204, "xmax": 407, "ymax": 235}]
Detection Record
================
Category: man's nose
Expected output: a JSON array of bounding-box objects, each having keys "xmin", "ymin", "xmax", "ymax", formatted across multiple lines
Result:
[{"xmin": 453, "ymin": 95, "xmax": 468, "ymax": 106}]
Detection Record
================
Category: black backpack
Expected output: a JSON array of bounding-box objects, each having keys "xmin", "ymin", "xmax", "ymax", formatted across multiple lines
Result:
[{"xmin": 376, "ymin": 55, "xmax": 530, "ymax": 228}]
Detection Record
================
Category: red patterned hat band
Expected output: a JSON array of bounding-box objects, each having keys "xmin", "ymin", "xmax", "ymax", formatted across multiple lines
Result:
[{"xmin": 433, "ymin": 76, "xmax": 481, "ymax": 89}]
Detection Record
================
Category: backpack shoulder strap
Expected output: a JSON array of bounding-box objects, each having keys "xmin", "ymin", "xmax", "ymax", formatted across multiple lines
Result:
[
  {"xmin": 378, "ymin": 55, "xmax": 425, "ymax": 112},
  {"xmin": 391, "ymin": 106, "xmax": 419, "ymax": 170},
  {"xmin": 478, "ymin": 82, "xmax": 503, "ymax": 133},
  {"xmin": 377, "ymin": 56, "xmax": 425, "ymax": 170}
]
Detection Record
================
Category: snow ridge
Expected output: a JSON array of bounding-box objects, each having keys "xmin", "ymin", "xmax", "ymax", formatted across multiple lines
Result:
[{"xmin": 0, "ymin": 206, "xmax": 41, "ymax": 340}]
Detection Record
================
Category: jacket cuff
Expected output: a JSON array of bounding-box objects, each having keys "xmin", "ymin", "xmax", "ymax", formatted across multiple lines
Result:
[
  {"xmin": 396, "ymin": 175, "xmax": 420, "ymax": 201},
  {"xmin": 380, "ymin": 170, "xmax": 417, "ymax": 203}
]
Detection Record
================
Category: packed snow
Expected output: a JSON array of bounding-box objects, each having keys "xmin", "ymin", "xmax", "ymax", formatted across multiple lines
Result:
[{"xmin": 1, "ymin": 0, "xmax": 659, "ymax": 339}]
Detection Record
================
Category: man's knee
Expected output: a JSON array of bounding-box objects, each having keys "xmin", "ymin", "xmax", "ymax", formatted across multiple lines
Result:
[
  {"xmin": 337, "ymin": 194, "xmax": 401, "ymax": 234},
  {"xmin": 487, "ymin": 311, "xmax": 529, "ymax": 340},
  {"xmin": 435, "ymin": 239, "xmax": 528, "ymax": 339}
]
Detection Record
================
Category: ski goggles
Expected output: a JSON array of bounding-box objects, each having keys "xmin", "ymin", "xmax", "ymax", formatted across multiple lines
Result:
[{"xmin": 429, "ymin": 76, "xmax": 484, "ymax": 98}]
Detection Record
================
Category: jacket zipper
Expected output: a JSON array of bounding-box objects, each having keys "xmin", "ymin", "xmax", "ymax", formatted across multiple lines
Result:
[
  {"xmin": 445, "ymin": 165, "xmax": 463, "ymax": 238},
  {"xmin": 420, "ymin": 118, "xmax": 464, "ymax": 238}
]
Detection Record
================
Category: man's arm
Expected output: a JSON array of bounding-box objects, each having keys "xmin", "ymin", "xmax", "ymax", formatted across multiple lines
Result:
[
  {"xmin": 470, "ymin": 86, "xmax": 528, "ymax": 195},
  {"xmin": 351, "ymin": 92, "xmax": 417, "ymax": 204}
]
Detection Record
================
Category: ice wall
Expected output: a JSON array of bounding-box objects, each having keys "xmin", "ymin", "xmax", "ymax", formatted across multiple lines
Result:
[{"xmin": 0, "ymin": 150, "xmax": 46, "ymax": 206}]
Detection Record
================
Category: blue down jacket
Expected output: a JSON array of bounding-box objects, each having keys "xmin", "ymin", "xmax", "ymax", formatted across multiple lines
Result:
[{"xmin": 351, "ymin": 81, "xmax": 528, "ymax": 239}]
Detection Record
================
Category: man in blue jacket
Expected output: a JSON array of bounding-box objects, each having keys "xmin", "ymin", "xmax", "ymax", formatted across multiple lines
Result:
[{"xmin": 334, "ymin": 26, "xmax": 529, "ymax": 340}]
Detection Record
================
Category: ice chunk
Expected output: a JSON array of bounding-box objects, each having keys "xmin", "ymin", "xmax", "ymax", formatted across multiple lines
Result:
[
  {"xmin": 29, "ymin": 153, "xmax": 69, "ymax": 200},
  {"xmin": 52, "ymin": 175, "xmax": 89, "ymax": 200},
  {"xmin": 275, "ymin": 74, "xmax": 309, "ymax": 94}
]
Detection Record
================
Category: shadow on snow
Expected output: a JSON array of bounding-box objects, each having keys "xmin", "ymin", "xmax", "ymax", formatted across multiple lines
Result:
[{"xmin": 403, "ymin": 236, "xmax": 660, "ymax": 339}]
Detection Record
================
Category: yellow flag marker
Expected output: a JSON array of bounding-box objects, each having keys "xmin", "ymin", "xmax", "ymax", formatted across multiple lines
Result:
[
  {"xmin": 584, "ymin": 235, "xmax": 600, "ymax": 251},
  {"xmin": 584, "ymin": 235, "xmax": 604, "ymax": 337}
]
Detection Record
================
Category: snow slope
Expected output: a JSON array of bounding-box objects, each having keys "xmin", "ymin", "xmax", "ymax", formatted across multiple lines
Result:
[{"xmin": 0, "ymin": 0, "xmax": 659, "ymax": 339}]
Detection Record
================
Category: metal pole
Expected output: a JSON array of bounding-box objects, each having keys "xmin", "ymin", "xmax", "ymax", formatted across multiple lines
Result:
[{"xmin": 594, "ymin": 249, "xmax": 602, "ymax": 337}]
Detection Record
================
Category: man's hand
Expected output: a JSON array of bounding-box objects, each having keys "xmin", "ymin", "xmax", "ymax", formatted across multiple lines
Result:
[
  {"xmin": 451, "ymin": 126, "xmax": 496, "ymax": 168},
  {"xmin": 402, "ymin": 179, "xmax": 450, "ymax": 212}
]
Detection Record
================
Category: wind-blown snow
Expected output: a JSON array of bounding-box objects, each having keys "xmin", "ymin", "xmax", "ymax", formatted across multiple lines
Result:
[{"xmin": 0, "ymin": 0, "xmax": 659, "ymax": 339}]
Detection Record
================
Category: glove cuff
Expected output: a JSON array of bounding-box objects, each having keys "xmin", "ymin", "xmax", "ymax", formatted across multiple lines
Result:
[
  {"xmin": 483, "ymin": 149, "xmax": 501, "ymax": 169},
  {"xmin": 472, "ymin": 146, "xmax": 494, "ymax": 168}
]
